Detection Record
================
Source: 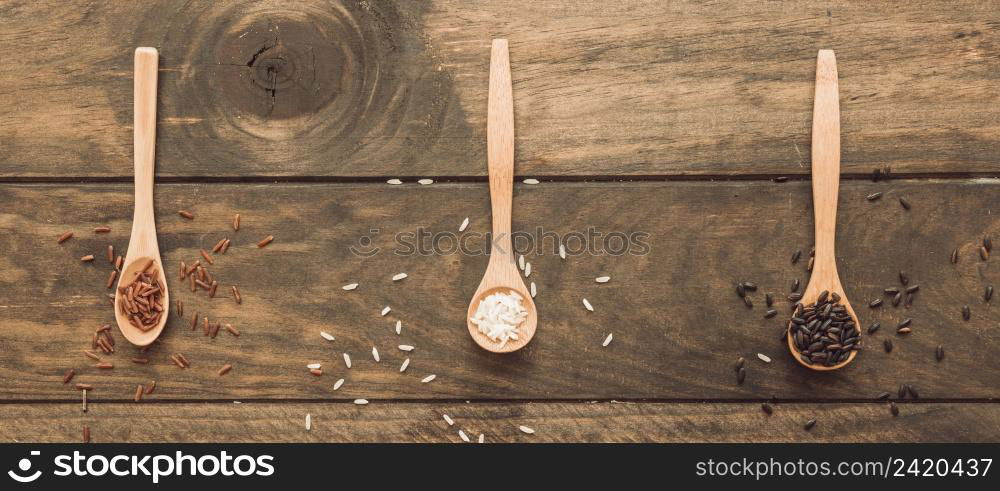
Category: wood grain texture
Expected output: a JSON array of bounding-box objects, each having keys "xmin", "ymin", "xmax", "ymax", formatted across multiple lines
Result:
[
  {"xmin": 2, "ymin": 402, "xmax": 997, "ymax": 443},
  {"xmin": 1, "ymin": 0, "xmax": 999, "ymax": 177},
  {"xmin": 1, "ymin": 180, "xmax": 999, "ymax": 400}
]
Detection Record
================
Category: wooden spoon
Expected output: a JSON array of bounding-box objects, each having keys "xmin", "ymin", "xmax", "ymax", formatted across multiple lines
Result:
[
  {"xmin": 466, "ymin": 39, "xmax": 537, "ymax": 353},
  {"xmin": 787, "ymin": 50, "xmax": 859, "ymax": 371},
  {"xmin": 114, "ymin": 47, "xmax": 169, "ymax": 347}
]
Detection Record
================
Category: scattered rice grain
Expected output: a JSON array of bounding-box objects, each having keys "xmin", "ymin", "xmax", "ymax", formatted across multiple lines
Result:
[
  {"xmin": 421, "ymin": 374, "xmax": 436, "ymax": 383},
  {"xmin": 386, "ymin": 179, "xmax": 402, "ymax": 185},
  {"xmin": 418, "ymin": 179, "xmax": 434, "ymax": 185},
  {"xmin": 354, "ymin": 399, "xmax": 368, "ymax": 405},
  {"xmin": 443, "ymin": 414, "xmax": 454, "ymax": 426},
  {"xmin": 320, "ymin": 331, "xmax": 335, "ymax": 341},
  {"xmin": 400, "ymin": 358, "xmax": 410, "ymax": 372},
  {"xmin": 381, "ymin": 306, "xmax": 391, "ymax": 316},
  {"xmin": 372, "ymin": 346, "xmax": 380, "ymax": 362},
  {"xmin": 459, "ymin": 430, "xmax": 470, "ymax": 442},
  {"xmin": 523, "ymin": 178, "xmax": 540, "ymax": 184},
  {"xmin": 399, "ymin": 345, "xmax": 414, "ymax": 352},
  {"xmin": 519, "ymin": 425, "xmax": 535, "ymax": 435},
  {"xmin": 595, "ymin": 276, "xmax": 611, "ymax": 283},
  {"xmin": 333, "ymin": 378, "xmax": 344, "ymax": 390},
  {"xmin": 392, "ymin": 273, "xmax": 408, "ymax": 281},
  {"xmin": 602, "ymin": 333, "xmax": 613, "ymax": 347},
  {"xmin": 342, "ymin": 283, "xmax": 359, "ymax": 291},
  {"xmin": 459, "ymin": 218, "xmax": 469, "ymax": 232},
  {"xmin": 582, "ymin": 298, "xmax": 594, "ymax": 311},
  {"xmin": 343, "ymin": 353, "xmax": 352, "ymax": 369},
  {"xmin": 757, "ymin": 353, "xmax": 772, "ymax": 363}
]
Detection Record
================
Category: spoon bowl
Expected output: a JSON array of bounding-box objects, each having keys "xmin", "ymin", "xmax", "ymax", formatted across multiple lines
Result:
[
  {"xmin": 114, "ymin": 47, "xmax": 167, "ymax": 347},
  {"xmin": 466, "ymin": 39, "xmax": 537, "ymax": 353},
  {"xmin": 787, "ymin": 50, "xmax": 859, "ymax": 371},
  {"xmin": 468, "ymin": 276, "xmax": 538, "ymax": 354},
  {"xmin": 114, "ymin": 256, "xmax": 169, "ymax": 346},
  {"xmin": 787, "ymin": 285, "xmax": 860, "ymax": 371}
]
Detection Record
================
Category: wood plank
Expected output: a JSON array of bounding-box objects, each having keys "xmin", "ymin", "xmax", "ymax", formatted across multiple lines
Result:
[
  {"xmin": 2, "ymin": 402, "xmax": 997, "ymax": 443},
  {"xmin": 2, "ymin": 0, "xmax": 998, "ymax": 177},
  {"xmin": 1, "ymin": 180, "xmax": 999, "ymax": 400}
]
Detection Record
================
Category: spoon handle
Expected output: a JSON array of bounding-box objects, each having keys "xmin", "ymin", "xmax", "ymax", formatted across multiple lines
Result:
[
  {"xmin": 133, "ymin": 48, "xmax": 158, "ymax": 239},
  {"xmin": 811, "ymin": 50, "xmax": 840, "ymax": 272},
  {"xmin": 487, "ymin": 39, "xmax": 514, "ymax": 256}
]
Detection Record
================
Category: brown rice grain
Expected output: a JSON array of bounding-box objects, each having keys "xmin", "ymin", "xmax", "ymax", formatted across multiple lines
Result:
[
  {"xmin": 218, "ymin": 364, "xmax": 233, "ymax": 376},
  {"xmin": 256, "ymin": 235, "xmax": 274, "ymax": 248},
  {"xmin": 134, "ymin": 385, "xmax": 143, "ymax": 402},
  {"xmin": 81, "ymin": 254, "xmax": 95, "ymax": 262},
  {"xmin": 106, "ymin": 270, "xmax": 117, "ymax": 289},
  {"xmin": 212, "ymin": 238, "xmax": 227, "ymax": 253},
  {"xmin": 178, "ymin": 210, "xmax": 194, "ymax": 219},
  {"xmin": 232, "ymin": 285, "xmax": 242, "ymax": 304},
  {"xmin": 233, "ymin": 214, "xmax": 240, "ymax": 231},
  {"xmin": 57, "ymin": 231, "xmax": 73, "ymax": 243},
  {"xmin": 94, "ymin": 226, "xmax": 111, "ymax": 234},
  {"xmin": 63, "ymin": 368, "xmax": 75, "ymax": 384}
]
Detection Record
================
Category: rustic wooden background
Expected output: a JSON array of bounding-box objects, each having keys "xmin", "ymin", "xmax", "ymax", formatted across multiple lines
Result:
[{"xmin": 1, "ymin": 0, "xmax": 999, "ymax": 442}]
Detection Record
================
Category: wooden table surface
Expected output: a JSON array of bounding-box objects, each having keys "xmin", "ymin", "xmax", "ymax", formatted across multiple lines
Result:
[{"xmin": 2, "ymin": 0, "xmax": 999, "ymax": 443}]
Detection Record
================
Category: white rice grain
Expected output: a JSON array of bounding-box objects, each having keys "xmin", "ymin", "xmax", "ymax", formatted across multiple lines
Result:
[
  {"xmin": 333, "ymin": 378, "xmax": 344, "ymax": 390},
  {"xmin": 421, "ymin": 374, "xmax": 436, "ymax": 383},
  {"xmin": 342, "ymin": 283, "xmax": 359, "ymax": 291},
  {"xmin": 398, "ymin": 345, "xmax": 414, "ymax": 352},
  {"xmin": 530, "ymin": 281, "xmax": 536, "ymax": 298},
  {"xmin": 559, "ymin": 244, "xmax": 566, "ymax": 259},
  {"xmin": 595, "ymin": 276, "xmax": 611, "ymax": 283},
  {"xmin": 343, "ymin": 353, "xmax": 352, "ymax": 369},
  {"xmin": 602, "ymin": 333, "xmax": 613, "ymax": 347},
  {"xmin": 757, "ymin": 353, "xmax": 772, "ymax": 363},
  {"xmin": 399, "ymin": 358, "xmax": 410, "ymax": 372},
  {"xmin": 305, "ymin": 414, "xmax": 311, "ymax": 431},
  {"xmin": 395, "ymin": 320, "xmax": 402, "ymax": 335},
  {"xmin": 354, "ymin": 399, "xmax": 368, "ymax": 405},
  {"xmin": 381, "ymin": 306, "xmax": 391, "ymax": 316},
  {"xmin": 478, "ymin": 433, "xmax": 485, "ymax": 443},
  {"xmin": 459, "ymin": 430, "xmax": 470, "ymax": 442},
  {"xmin": 518, "ymin": 254, "xmax": 525, "ymax": 270},
  {"xmin": 392, "ymin": 273, "xmax": 407, "ymax": 281},
  {"xmin": 524, "ymin": 262, "xmax": 531, "ymax": 277},
  {"xmin": 418, "ymin": 179, "xmax": 434, "ymax": 185},
  {"xmin": 387, "ymin": 179, "xmax": 402, "ymax": 185},
  {"xmin": 459, "ymin": 217, "xmax": 469, "ymax": 232},
  {"xmin": 372, "ymin": 346, "xmax": 380, "ymax": 362},
  {"xmin": 307, "ymin": 363, "xmax": 321, "ymax": 370},
  {"xmin": 443, "ymin": 414, "xmax": 454, "ymax": 426},
  {"xmin": 583, "ymin": 298, "xmax": 594, "ymax": 311},
  {"xmin": 320, "ymin": 331, "xmax": 335, "ymax": 341},
  {"xmin": 523, "ymin": 178, "xmax": 540, "ymax": 184},
  {"xmin": 519, "ymin": 425, "xmax": 535, "ymax": 434}
]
